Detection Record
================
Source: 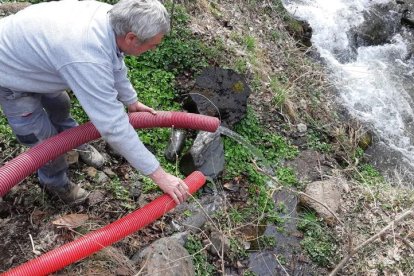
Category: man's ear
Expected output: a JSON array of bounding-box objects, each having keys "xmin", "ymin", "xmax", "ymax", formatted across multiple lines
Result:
[{"xmin": 124, "ymin": 32, "xmax": 136, "ymax": 45}]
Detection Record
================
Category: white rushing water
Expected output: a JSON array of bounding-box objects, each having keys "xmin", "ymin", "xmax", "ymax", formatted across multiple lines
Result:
[{"xmin": 283, "ymin": 0, "xmax": 414, "ymax": 167}]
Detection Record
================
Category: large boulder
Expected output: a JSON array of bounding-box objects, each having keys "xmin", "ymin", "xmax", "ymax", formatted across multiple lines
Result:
[
  {"xmin": 299, "ymin": 178, "xmax": 347, "ymax": 226},
  {"xmin": 351, "ymin": 2, "xmax": 401, "ymax": 47},
  {"xmin": 179, "ymin": 130, "xmax": 224, "ymax": 180},
  {"xmin": 184, "ymin": 67, "xmax": 251, "ymax": 129},
  {"xmin": 398, "ymin": 0, "xmax": 414, "ymax": 27}
]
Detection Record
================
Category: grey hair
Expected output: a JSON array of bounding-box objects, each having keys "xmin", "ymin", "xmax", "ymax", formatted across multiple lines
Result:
[{"xmin": 109, "ymin": 0, "xmax": 170, "ymax": 42}]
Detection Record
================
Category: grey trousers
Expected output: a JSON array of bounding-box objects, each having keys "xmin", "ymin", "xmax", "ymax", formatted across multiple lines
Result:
[{"xmin": 0, "ymin": 86, "xmax": 78, "ymax": 189}]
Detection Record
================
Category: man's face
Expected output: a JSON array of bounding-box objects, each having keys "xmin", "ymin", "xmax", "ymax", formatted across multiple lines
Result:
[{"xmin": 118, "ymin": 32, "xmax": 164, "ymax": 56}]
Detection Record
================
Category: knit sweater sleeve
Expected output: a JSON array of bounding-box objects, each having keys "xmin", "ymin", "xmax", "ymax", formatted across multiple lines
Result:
[
  {"xmin": 58, "ymin": 62, "xmax": 159, "ymax": 175},
  {"xmin": 114, "ymin": 59, "xmax": 138, "ymax": 106}
]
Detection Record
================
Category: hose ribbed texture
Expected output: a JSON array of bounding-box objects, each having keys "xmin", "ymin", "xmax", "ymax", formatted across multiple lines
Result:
[
  {"xmin": 3, "ymin": 171, "xmax": 206, "ymax": 276},
  {"xmin": 0, "ymin": 112, "xmax": 219, "ymax": 197}
]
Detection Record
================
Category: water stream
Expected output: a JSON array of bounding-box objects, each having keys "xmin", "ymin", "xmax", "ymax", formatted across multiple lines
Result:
[
  {"xmin": 283, "ymin": 0, "xmax": 414, "ymax": 177},
  {"xmin": 218, "ymin": 126, "xmax": 274, "ymax": 176}
]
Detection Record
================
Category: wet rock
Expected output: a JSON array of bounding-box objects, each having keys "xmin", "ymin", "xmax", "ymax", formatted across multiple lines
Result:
[
  {"xmin": 132, "ymin": 237, "xmax": 195, "ymax": 276},
  {"xmin": 358, "ymin": 131, "xmax": 373, "ymax": 150},
  {"xmin": 299, "ymin": 179, "xmax": 346, "ymax": 226},
  {"xmin": 179, "ymin": 130, "xmax": 224, "ymax": 180},
  {"xmin": 365, "ymin": 142, "xmax": 414, "ymax": 185},
  {"xmin": 165, "ymin": 129, "xmax": 187, "ymax": 162},
  {"xmin": 177, "ymin": 195, "xmax": 224, "ymax": 232},
  {"xmin": 399, "ymin": 0, "xmax": 414, "ymax": 27},
  {"xmin": 130, "ymin": 181, "xmax": 142, "ymax": 200},
  {"xmin": 184, "ymin": 67, "xmax": 251, "ymax": 128},
  {"xmin": 285, "ymin": 18, "xmax": 313, "ymax": 47},
  {"xmin": 402, "ymin": 9, "xmax": 414, "ymax": 26},
  {"xmin": 249, "ymin": 189, "xmax": 316, "ymax": 275},
  {"xmin": 351, "ymin": 3, "xmax": 401, "ymax": 47}
]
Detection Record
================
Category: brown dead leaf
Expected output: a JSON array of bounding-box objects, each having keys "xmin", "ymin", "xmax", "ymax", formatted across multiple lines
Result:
[
  {"xmin": 84, "ymin": 166, "xmax": 97, "ymax": 178},
  {"xmin": 223, "ymin": 182, "xmax": 239, "ymax": 192},
  {"xmin": 52, "ymin": 213, "xmax": 89, "ymax": 229}
]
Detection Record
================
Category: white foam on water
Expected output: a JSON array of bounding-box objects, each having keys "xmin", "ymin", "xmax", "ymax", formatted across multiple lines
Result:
[{"xmin": 283, "ymin": 0, "xmax": 414, "ymax": 167}]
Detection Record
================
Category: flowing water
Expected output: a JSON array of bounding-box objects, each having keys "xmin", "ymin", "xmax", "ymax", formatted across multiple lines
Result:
[
  {"xmin": 283, "ymin": 0, "xmax": 414, "ymax": 175},
  {"xmin": 218, "ymin": 126, "xmax": 274, "ymax": 176}
]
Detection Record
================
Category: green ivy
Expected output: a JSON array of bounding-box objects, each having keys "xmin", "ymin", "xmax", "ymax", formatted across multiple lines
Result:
[
  {"xmin": 276, "ymin": 166, "xmax": 299, "ymax": 187},
  {"xmin": 222, "ymin": 108, "xmax": 298, "ymax": 225},
  {"xmin": 133, "ymin": 2, "xmax": 209, "ymax": 76},
  {"xmin": 224, "ymin": 108, "xmax": 298, "ymax": 180},
  {"xmin": 355, "ymin": 164, "xmax": 384, "ymax": 186},
  {"xmin": 297, "ymin": 211, "xmax": 337, "ymax": 267},
  {"xmin": 185, "ymin": 234, "xmax": 216, "ymax": 276}
]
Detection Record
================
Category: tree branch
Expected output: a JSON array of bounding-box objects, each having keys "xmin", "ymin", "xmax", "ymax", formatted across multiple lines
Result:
[{"xmin": 329, "ymin": 209, "xmax": 414, "ymax": 276}]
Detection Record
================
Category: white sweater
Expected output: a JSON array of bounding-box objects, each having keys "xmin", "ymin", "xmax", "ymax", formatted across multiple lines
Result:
[{"xmin": 0, "ymin": 0, "xmax": 160, "ymax": 175}]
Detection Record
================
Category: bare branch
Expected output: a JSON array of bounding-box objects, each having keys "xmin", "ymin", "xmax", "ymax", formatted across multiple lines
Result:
[{"xmin": 329, "ymin": 209, "xmax": 414, "ymax": 276}]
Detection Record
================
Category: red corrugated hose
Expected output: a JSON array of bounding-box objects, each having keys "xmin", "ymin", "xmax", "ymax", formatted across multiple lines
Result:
[
  {"xmin": 0, "ymin": 112, "xmax": 220, "ymax": 275},
  {"xmin": 0, "ymin": 111, "xmax": 219, "ymax": 196},
  {"xmin": 4, "ymin": 171, "xmax": 206, "ymax": 276}
]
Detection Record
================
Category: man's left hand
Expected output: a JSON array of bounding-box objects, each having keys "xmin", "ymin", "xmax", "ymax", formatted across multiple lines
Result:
[{"xmin": 128, "ymin": 101, "xmax": 157, "ymax": 115}]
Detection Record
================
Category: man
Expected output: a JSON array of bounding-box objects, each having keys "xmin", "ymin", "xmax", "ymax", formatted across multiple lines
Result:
[{"xmin": 0, "ymin": 0, "xmax": 189, "ymax": 204}]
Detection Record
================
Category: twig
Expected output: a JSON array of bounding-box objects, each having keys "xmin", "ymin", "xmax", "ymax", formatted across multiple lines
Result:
[
  {"xmin": 396, "ymin": 234, "xmax": 414, "ymax": 252},
  {"xmin": 29, "ymin": 234, "xmax": 41, "ymax": 256},
  {"xmin": 297, "ymin": 191, "xmax": 344, "ymax": 226},
  {"xmin": 0, "ymin": 147, "xmax": 19, "ymax": 165},
  {"xmin": 329, "ymin": 209, "xmax": 414, "ymax": 276},
  {"xmin": 187, "ymin": 193, "xmax": 222, "ymax": 232},
  {"xmin": 253, "ymin": 161, "xmax": 344, "ymax": 226},
  {"xmin": 134, "ymin": 257, "xmax": 148, "ymax": 276},
  {"xmin": 273, "ymin": 254, "xmax": 290, "ymax": 276}
]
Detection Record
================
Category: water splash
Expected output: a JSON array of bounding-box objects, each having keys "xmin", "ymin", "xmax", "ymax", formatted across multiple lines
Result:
[
  {"xmin": 283, "ymin": 0, "xmax": 414, "ymax": 170},
  {"xmin": 218, "ymin": 126, "xmax": 274, "ymax": 176}
]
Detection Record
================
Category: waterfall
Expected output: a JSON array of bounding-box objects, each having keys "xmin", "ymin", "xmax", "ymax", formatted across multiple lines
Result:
[{"xmin": 283, "ymin": 0, "xmax": 414, "ymax": 172}]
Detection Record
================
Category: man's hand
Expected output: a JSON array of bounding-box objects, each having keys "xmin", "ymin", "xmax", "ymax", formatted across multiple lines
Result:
[
  {"xmin": 149, "ymin": 166, "xmax": 189, "ymax": 205},
  {"xmin": 128, "ymin": 101, "xmax": 157, "ymax": 115}
]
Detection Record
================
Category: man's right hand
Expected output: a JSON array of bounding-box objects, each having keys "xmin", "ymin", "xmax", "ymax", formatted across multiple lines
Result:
[
  {"xmin": 127, "ymin": 101, "xmax": 157, "ymax": 115},
  {"xmin": 148, "ymin": 166, "xmax": 189, "ymax": 205}
]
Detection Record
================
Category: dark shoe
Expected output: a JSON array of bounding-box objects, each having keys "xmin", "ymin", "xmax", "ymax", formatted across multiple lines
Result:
[
  {"xmin": 49, "ymin": 182, "xmax": 90, "ymax": 204},
  {"xmin": 77, "ymin": 144, "xmax": 105, "ymax": 168}
]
